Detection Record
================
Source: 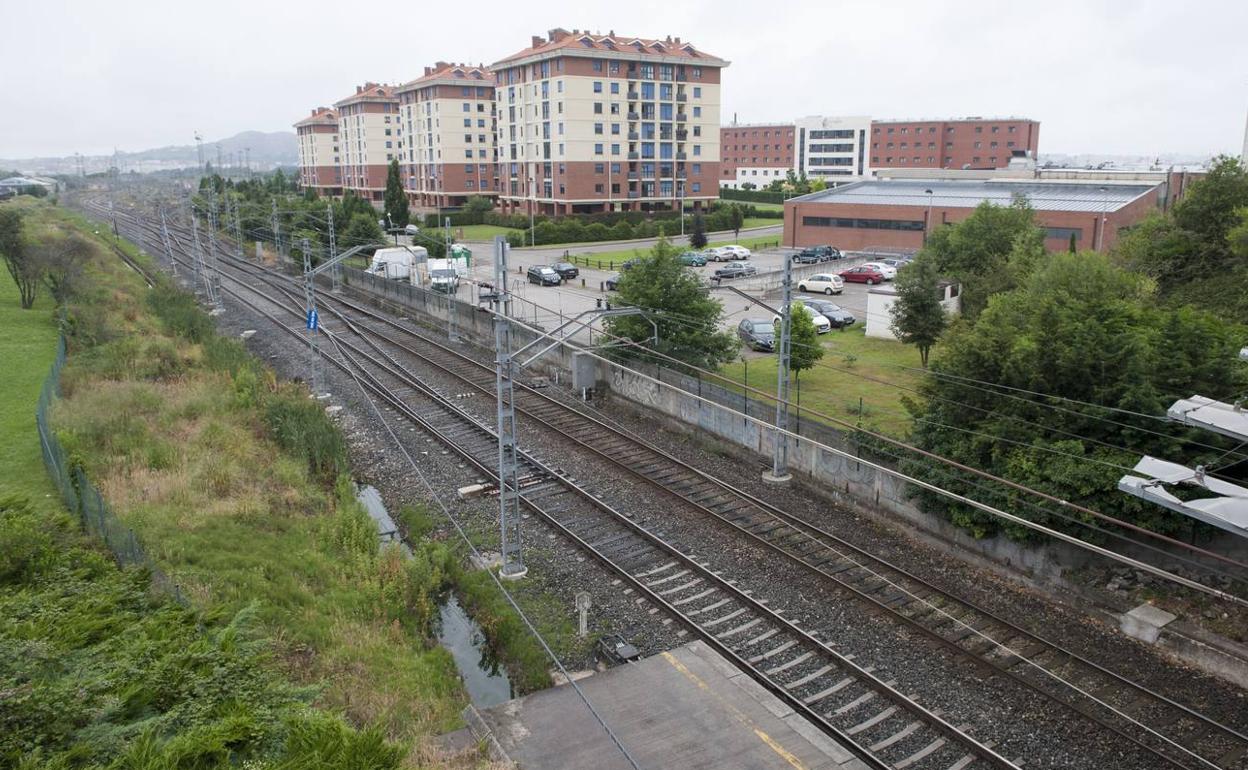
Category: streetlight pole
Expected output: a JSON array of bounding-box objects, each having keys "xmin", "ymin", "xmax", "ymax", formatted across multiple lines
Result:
[
  {"xmin": 764, "ymin": 255, "xmax": 793, "ymax": 484},
  {"xmin": 924, "ymin": 188, "xmax": 934, "ymax": 246},
  {"xmin": 1097, "ymin": 185, "xmax": 1109, "ymax": 252}
]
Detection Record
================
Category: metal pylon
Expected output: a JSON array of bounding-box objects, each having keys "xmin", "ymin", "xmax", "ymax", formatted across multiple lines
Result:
[
  {"xmin": 204, "ymin": 190, "xmax": 225, "ymax": 312},
  {"xmin": 327, "ymin": 203, "xmax": 341, "ymax": 292},
  {"xmin": 768, "ymin": 254, "xmax": 793, "ymax": 482},
  {"xmin": 302, "ymin": 238, "xmax": 322, "ymax": 396},
  {"xmin": 492, "ymin": 235, "xmax": 525, "ymax": 579},
  {"xmin": 159, "ymin": 207, "xmax": 177, "ymax": 279}
]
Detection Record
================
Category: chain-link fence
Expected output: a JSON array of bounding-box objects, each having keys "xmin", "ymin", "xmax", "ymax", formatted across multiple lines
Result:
[{"xmin": 36, "ymin": 335, "xmax": 186, "ymax": 604}]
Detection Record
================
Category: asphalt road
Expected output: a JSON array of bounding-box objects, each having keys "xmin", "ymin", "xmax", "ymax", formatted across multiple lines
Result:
[{"xmin": 462, "ymin": 223, "xmax": 783, "ymax": 263}]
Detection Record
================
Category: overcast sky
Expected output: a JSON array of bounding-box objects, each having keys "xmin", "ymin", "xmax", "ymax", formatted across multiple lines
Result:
[{"xmin": 2, "ymin": 0, "xmax": 1245, "ymax": 159}]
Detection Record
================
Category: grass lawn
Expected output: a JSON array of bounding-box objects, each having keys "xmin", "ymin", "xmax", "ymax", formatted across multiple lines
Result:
[
  {"xmin": 568, "ymin": 233, "xmax": 785, "ymax": 269},
  {"xmin": 719, "ymin": 325, "xmax": 924, "ymax": 438},
  {"xmin": 453, "ymin": 223, "xmax": 522, "ymax": 240},
  {"xmin": 0, "ymin": 272, "xmax": 60, "ymax": 513},
  {"xmin": 741, "ymin": 217, "xmax": 781, "ymax": 229},
  {"xmin": 746, "ymin": 201, "xmax": 785, "ymax": 212}
]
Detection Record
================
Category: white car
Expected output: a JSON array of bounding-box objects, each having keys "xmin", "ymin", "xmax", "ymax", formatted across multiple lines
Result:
[
  {"xmin": 704, "ymin": 247, "xmax": 733, "ymax": 262},
  {"xmin": 721, "ymin": 244, "xmax": 752, "ymax": 259},
  {"xmin": 797, "ymin": 273, "xmax": 845, "ymax": 295},
  {"xmin": 774, "ymin": 302, "xmax": 833, "ymax": 334},
  {"xmin": 860, "ymin": 261, "xmax": 897, "ymax": 280}
]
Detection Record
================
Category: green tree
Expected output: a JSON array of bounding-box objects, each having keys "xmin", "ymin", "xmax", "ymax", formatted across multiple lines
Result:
[
  {"xmin": 35, "ymin": 229, "xmax": 91, "ymax": 304},
  {"xmin": 889, "ymin": 256, "xmax": 947, "ymax": 367},
  {"xmin": 344, "ymin": 212, "xmax": 385, "ymax": 250},
  {"xmin": 907, "ymin": 250, "xmax": 1248, "ymax": 541},
  {"xmin": 1069, "ymin": 231, "xmax": 1077, "ymax": 253},
  {"xmin": 919, "ymin": 197, "xmax": 1042, "ymax": 319},
  {"xmin": 604, "ymin": 236, "xmax": 739, "ymax": 369},
  {"xmin": 689, "ymin": 213, "xmax": 708, "ymax": 249},
  {"xmin": 778, "ymin": 303, "xmax": 824, "ymax": 417},
  {"xmin": 383, "ymin": 159, "xmax": 410, "ymax": 228},
  {"xmin": 463, "ymin": 195, "xmax": 494, "ymax": 219},
  {"xmin": 728, "ymin": 204, "xmax": 745, "ymax": 241},
  {"xmin": 0, "ymin": 208, "xmax": 40, "ymax": 308}
]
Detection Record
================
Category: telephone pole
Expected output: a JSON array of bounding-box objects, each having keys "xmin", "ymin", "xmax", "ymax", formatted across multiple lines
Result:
[
  {"xmin": 765, "ymin": 254, "xmax": 793, "ymax": 483},
  {"xmin": 491, "ymin": 235, "xmax": 526, "ymax": 579}
]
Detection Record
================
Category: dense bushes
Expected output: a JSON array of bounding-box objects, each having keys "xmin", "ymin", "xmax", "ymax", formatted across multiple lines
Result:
[
  {"xmin": 503, "ymin": 201, "xmax": 779, "ymax": 247},
  {"xmin": 720, "ymin": 187, "xmax": 789, "ymax": 205}
]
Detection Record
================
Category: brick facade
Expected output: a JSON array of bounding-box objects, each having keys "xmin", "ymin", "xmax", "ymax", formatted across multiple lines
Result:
[{"xmin": 869, "ymin": 117, "xmax": 1039, "ymax": 171}]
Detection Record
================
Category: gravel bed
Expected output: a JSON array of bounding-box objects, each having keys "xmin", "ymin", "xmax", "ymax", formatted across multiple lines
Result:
[{"xmin": 207, "ymin": 267, "xmax": 1244, "ymax": 769}]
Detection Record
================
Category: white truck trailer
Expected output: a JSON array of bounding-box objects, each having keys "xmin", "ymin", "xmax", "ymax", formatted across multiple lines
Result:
[{"xmin": 365, "ymin": 246, "xmax": 428, "ymax": 281}]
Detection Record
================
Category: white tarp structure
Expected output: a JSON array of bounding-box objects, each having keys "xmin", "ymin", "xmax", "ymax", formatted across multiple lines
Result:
[
  {"xmin": 1168, "ymin": 395, "xmax": 1248, "ymax": 441},
  {"xmin": 1119, "ymin": 456, "xmax": 1248, "ymax": 539}
]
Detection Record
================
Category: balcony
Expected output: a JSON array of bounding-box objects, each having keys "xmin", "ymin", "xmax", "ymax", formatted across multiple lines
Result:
[
  {"xmin": 627, "ymin": 112, "xmax": 640, "ymax": 120},
  {"xmin": 676, "ymin": 152, "xmax": 687, "ymax": 160},
  {"xmin": 676, "ymin": 93, "xmax": 688, "ymax": 102},
  {"xmin": 627, "ymin": 152, "xmax": 639, "ymax": 160},
  {"xmin": 627, "ymin": 91, "xmax": 639, "ymax": 100},
  {"xmin": 628, "ymin": 131, "xmax": 639, "ymax": 140},
  {"xmin": 676, "ymin": 129, "xmax": 688, "ymax": 140},
  {"xmin": 627, "ymin": 172, "xmax": 639, "ymax": 180},
  {"xmin": 675, "ymin": 114, "xmax": 688, "ymax": 123},
  {"xmin": 627, "ymin": 191, "xmax": 641, "ymax": 199}
]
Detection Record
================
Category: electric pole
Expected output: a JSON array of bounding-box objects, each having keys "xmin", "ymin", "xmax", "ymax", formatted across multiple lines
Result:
[
  {"xmin": 765, "ymin": 254, "xmax": 793, "ymax": 483},
  {"xmin": 327, "ymin": 202, "xmax": 340, "ymax": 292},
  {"xmin": 230, "ymin": 195, "xmax": 244, "ymax": 260},
  {"xmin": 204, "ymin": 190, "xmax": 224, "ymax": 312},
  {"xmin": 491, "ymin": 235, "xmax": 526, "ymax": 579},
  {"xmin": 159, "ymin": 206, "xmax": 177, "ymax": 279},
  {"xmin": 301, "ymin": 237, "xmax": 322, "ymax": 396},
  {"xmin": 445, "ymin": 215, "xmax": 458, "ymax": 342},
  {"xmin": 271, "ymin": 199, "xmax": 283, "ymax": 261}
]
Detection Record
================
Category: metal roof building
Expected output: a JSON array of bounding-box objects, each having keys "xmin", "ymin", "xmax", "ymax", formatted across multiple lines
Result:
[
  {"xmin": 791, "ymin": 179, "xmax": 1159, "ymax": 213},
  {"xmin": 782, "ymin": 177, "xmax": 1165, "ymax": 253}
]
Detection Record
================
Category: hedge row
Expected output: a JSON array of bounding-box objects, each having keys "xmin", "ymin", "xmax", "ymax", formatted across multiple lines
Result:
[{"xmin": 501, "ymin": 202, "xmax": 782, "ymax": 247}]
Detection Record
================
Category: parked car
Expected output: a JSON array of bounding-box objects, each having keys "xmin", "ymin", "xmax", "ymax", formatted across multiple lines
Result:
[
  {"xmin": 552, "ymin": 261, "xmax": 579, "ymax": 280},
  {"xmin": 526, "ymin": 265, "xmax": 562, "ymax": 286},
  {"xmin": 860, "ymin": 261, "xmax": 897, "ymax": 280},
  {"xmin": 605, "ymin": 273, "xmax": 621, "ymax": 291},
  {"xmin": 797, "ymin": 273, "xmax": 844, "ymax": 295},
  {"xmin": 877, "ymin": 257, "xmax": 911, "ymax": 271},
  {"xmin": 815, "ymin": 245, "xmax": 843, "ymax": 261},
  {"xmin": 737, "ymin": 318, "xmax": 776, "ymax": 351},
  {"xmin": 404, "ymin": 223, "xmax": 420, "ymax": 235},
  {"xmin": 803, "ymin": 299, "xmax": 856, "ymax": 329},
  {"xmin": 839, "ymin": 265, "xmax": 888, "ymax": 285},
  {"xmin": 713, "ymin": 261, "xmax": 757, "ymax": 280},
  {"xmin": 792, "ymin": 248, "xmax": 822, "ymax": 264},
  {"xmin": 679, "ymin": 251, "xmax": 707, "ymax": 267},
  {"xmin": 721, "ymin": 244, "xmax": 752, "ymax": 259},
  {"xmin": 703, "ymin": 246, "xmax": 733, "ymax": 262},
  {"xmin": 620, "ymin": 257, "xmax": 643, "ymax": 271},
  {"xmin": 774, "ymin": 302, "xmax": 833, "ymax": 334}
]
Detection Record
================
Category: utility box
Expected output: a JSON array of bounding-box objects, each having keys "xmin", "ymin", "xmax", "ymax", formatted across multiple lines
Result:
[{"xmin": 572, "ymin": 352, "xmax": 596, "ymax": 392}]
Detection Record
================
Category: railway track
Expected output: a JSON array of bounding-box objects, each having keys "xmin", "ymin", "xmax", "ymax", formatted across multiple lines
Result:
[{"xmin": 93, "ymin": 199, "xmax": 1248, "ymax": 770}]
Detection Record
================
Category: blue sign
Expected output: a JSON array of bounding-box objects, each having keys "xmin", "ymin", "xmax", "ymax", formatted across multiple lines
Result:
[{"xmin": 306, "ymin": 309, "xmax": 318, "ymax": 331}]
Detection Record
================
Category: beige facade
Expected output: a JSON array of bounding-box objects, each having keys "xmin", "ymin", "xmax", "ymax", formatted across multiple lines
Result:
[
  {"xmin": 396, "ymin": 63, "xmax": 497, "ymax": 208},
  {"xmin": 294, "ymin": 107, "xmax": 341, "ymax": 192},
  {"xmin": 492, "ymin": 28, "xmax": 727, "ymax": 215},
  {"xmin": 334, "ymin": 83, "xmax": 399, "ymax": 201}
]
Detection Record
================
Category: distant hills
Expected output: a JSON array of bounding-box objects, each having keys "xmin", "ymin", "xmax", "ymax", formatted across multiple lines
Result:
[{"xmin": 0, "ymin": 130, "xmax": 298, "ymax": 176}]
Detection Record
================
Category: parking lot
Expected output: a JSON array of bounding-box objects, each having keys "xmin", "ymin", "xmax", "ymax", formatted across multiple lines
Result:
[{"xmin": 438, "ymin": 241, "xmax": 891, "ymax": 347}]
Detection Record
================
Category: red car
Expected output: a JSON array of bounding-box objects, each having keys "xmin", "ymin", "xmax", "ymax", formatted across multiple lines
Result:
[{"xmin": 838, "ymin": 265, "xmax": 887, "ymax": 285}]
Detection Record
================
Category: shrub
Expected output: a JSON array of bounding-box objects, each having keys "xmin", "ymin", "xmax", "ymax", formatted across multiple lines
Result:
[
  {"xmin": 263, "ymin": 389, "xmax": 347, "ymax": 481},
  {"xmin": 0, "ymin": 495, "xmax": 56, "ymax": 584},
  {"xmin": 146, "ymin": 283, "xmax": 214, "ymax": 343}
]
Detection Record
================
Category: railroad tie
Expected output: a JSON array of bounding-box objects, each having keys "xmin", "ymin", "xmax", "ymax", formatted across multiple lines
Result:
[
  {"xmin": 717, "ymin": 618, "xmax": 763, "ymax": 639},
  {"xmin": 702, "ymin": 607, "xmax": 747, "ymax": 628},
  {"xmin": 847, "ymin": 706, "xmax": 897, "ymax": 736},
  {"xmin": 867, "ymin": 720, "xmax": 921, "ymax": 752},
  {"xmin": 634, "ymin": 561, "xmax": 678, "ymax": 579},
  {"xmin": 832, "ymin": 690, "xmax": 876, "ymax": 715},
  {"xmin": 686, "ymin": 598, "xmax": 732, "ymax": 617},
  {"xmin": 646, "ymin": 569, "xmax": 691, "ymax": 587},
  {"xmin": 802, "ymin": 677, "xmax": 856, "ymax": 705},
  {"xmin": 671, "ymin": 587, "xmax": 717, "ymax": 606},
  {"xmin": 657, "ymin": 578, "xmax": 703, "ymax": 596},
  {"xmin": 765, "ymin": 650, "xmax": 813, "ymax": 675},
  {"xmin": 749, "ymin": 639, "xmax": 797, "ymax": 664},
  {"xmin": 783, "ymin": 664, "xmax": 833, "ymax": 690},
  {"xmin": 893, "ymin": 738, "xmax": 947, "ymax": 769}
]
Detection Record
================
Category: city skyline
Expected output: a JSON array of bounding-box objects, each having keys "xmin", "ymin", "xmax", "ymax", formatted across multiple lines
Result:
[{"xmin": 1, "ymin": 0, "xmax": 1245, "ymax": 161}]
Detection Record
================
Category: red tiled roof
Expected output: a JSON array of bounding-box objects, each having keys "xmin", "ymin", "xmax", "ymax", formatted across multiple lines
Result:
[
  {"xmin": 334, "ymin": 83, "xmax": 398, "ymax": 107},
  {"xmin": 294, "ymin": 107, "xmax": 337, "ymax": 128},
  {"xmin": 493, "ymin": 29, "xmax": 726, "ymax": 67},
  {"xmin": 398, "ymin": 62, "xmax": 494, "ymax": 92}
]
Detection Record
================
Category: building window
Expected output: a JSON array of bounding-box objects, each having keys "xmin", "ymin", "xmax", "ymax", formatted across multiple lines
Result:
[
  {"xmin": 594, "ymin": 123, "xmax": 604, "ymax": 134},
  {"xmin": 464, "ymin": 134, "xmax": 472, "ymax": 142},
  {"xmin": 464, "ymin": 150, "xmax": 472, "ymax": 158},
  {"xmin": 595, "ymin": 183, "xmax": 604, "ymax": 193},
  {"xmin": 693, "ymin": 145, "xmax": 701, "ymax": 156},
  {"xmin": 691, "ymin": 67, "xmax": 702, "ymax": 79},
  {"xmin": 691, "ymin": 163, "xmax": 701, "ymax": 174},
  {"xmin": 594, "ymin": 81, "xmax": 603, "ymax": 93},
  {"xmin": 593, "ymin": 59, "xmax": 602, "ymax": 72},
  {"xmin": 594, "ymin": 102, "xmax": 603, "ymax": 114},
  {"xmin": 610, "ymin": 82, "xmax": 619, "ymax": 94},
  {"xmin": 463, "ymin": 118, "xmax": 471, "ymax": 127},
  {"xmin": 462, "ymin": 103, "xmax": 470, "ymax": 112},
  {"xmin": 693, "ymin": 106, "xmax": 701, "ymax": 117},
  {"xmin": 611, "ymin": 123, "xmax": 620, "ymax": 135},
  {"xmin": 1045, "ymin": 226, "xmax": 1082, "ymax": 241},
  {"xmin": 595, "ymin": 163, "xmax": 605, "ymax": 173},
  {"xmin": 611, "ymin": 143, "xmax": 620, "ymax": 155},
  {"xmin": 691, "ymin": 182, "xmax": 701, "ymax": 192},
  {"xmin": 595, "ymin": 143, "xmax": 604, "ymax": 155},
  {"xmin": 802, "ymin": 216, "xmax": 924, "ymax": 230}
]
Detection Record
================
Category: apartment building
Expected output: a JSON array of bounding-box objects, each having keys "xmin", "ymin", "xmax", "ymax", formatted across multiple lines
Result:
[
  {"xmin": 795, "ymin": 115, "xmax": 872, "ymax": 181},
  {"xmin": 490, "ymin": 28, "xmax": 728, "ymax": 215},
  {"xmin": 333, "ymin": 83, "xmax": 400, "ymax": 202},
  {"xmin": 719, "ymin": 123, "xmax": 794, "ymax": 188},
  {"xmin": 396, "ymin": 63, "xmax": 497, "ymax": 209},
  {"xmin": 294, "ymin": 107, "xmax": 341, "ymax": 195},
  {"xmin": 870, "ymin": 117, "xmax": 1039, "ymax": 170}
]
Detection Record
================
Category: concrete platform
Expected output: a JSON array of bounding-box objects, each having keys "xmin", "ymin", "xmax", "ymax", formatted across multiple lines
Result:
[{"xmin": 466, "ymin": 641, "xmax": 870, "ymax": 770}]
